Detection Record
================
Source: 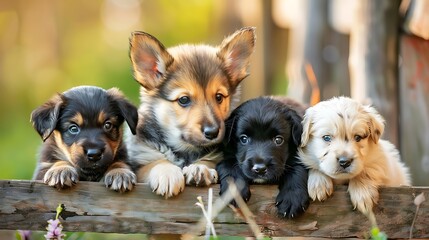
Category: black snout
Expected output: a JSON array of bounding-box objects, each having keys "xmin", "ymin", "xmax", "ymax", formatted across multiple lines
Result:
[
  {"xmin": 252, "ymin": 163, "xmax": 267, "ymax": 175},
  {"xmin": 85, "ymin": 148, "xmax": 104, "ymax": 161},
  {"xmin": 338, "ymin": 156, "xmax": 353, "ymax": 168},
  {"xmin": 202, "ymin": 126, "xmax": 219, "ymax": 140}
]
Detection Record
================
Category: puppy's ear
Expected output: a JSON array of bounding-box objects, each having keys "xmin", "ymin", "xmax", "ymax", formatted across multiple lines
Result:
[
  {"xmin": 107, "ymin": 88, "xmax": 139, "ymax": 135},
  {"xmin": 129, "ymin": 31, "xmax": 174, "ymax": 90},
  {"xmin": 223, "ymin": 113, "xmax": 238, "ymax": 145},
  {"xmin": 285, "ymin": 109, "xmax": 303, "ymax": 147},
  {"xmin": 30, "ymin": 94, "xmax": 64, "ymax": 141},
  {"xmin": 364, "ymin": 105, "xmax": 385, "ymax": 143},
  {"xmin": 218, "ymin": 27, "xmax": 256, "ymax": 87},
  {"xmin": 300, "ymin": 107, "xmax": 313, "ymax": 147}
]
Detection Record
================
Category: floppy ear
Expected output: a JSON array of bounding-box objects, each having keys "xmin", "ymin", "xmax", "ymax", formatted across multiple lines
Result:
[
  {"xmin": 129, "ymin": 31, "xmax": 174, "ymax": 90},
  {"xmin": 284, "ymin": 108, "xmax": 303, "ymax": 147},
  {"xmin": 223, "ymin": 111, "xmax": 239, "ymax": 146},
  {"xmin": 107, "ymin": 88, "xmax": 138, "ymax": 135},
  {"xmin": 218, "ymin": 27, "xmax": 256, "ymax": 87},
  {"xmin": 30, "ymin": 94, "xmax": 64, "ymax": 141},
  {"xmin": 300, "ymin": 107, "xmax": 313, "ymax": 147},
  {"xmin": 364, "ymin": 105, "xmax": 385, "ymax": 143}
]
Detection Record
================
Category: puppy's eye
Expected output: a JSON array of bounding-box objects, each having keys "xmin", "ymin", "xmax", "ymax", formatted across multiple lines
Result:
[
  {"xmin": 239, "ymin": 134, "xmax": 250, "ymax": 145},
  {"xmin": 322, "ymin": 135, "xmax": 332, "ymax": 142},
  {"xmin": 273, "ymin": 135, "xmax": 284, "ymax": 146},
  {"xmin": 104, "ymin": 121, "xmax": 113, "ymax": 131},
  {"xmin": 354, "ymin": 135, "xmax": 365, "ymax": 142},
  {"xmin": 177, "ymin": 96, "xmax": 191, "ymax": 107},
  {"xmin": 68, "ymin": 124, "xmax": 80, "ymax": 135},
  {"xmin": 215, "ymin": 93, "xmax": 224, "ymax": 104}
]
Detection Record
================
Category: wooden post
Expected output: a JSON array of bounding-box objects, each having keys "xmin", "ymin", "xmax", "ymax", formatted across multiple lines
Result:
[
  {"xmin": 349, "ymin": 0, "xmax": 401, "ymax": 146},
  {"xmin": 399, "ymin": 35, "xmax": 429, "ymax": 186}
]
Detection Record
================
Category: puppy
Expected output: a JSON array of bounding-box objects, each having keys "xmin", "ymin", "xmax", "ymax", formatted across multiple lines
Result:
[
  {"xmin": 125, "ymin": 27, "xmax": 256, "ymax": 198},
  {"xmin": 298, "ymin": 96, "xmax": 411, "ymax": 214},
  {"xmin": 31, "ymin": 86, "xmax": 138, "ymax": 192},
  {"xmin": 217, "ymin": 96, "xmax": 310, "ymax": 218}
]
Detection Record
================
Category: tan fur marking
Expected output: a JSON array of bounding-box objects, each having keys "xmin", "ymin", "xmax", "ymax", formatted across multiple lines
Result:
[
  {"xmin": 53, "ymin": 131, "xmax": 72, "ymax": 163},
  {"xmin": 70, "ymin": 113, "xmax": 83, "ymax": 126},
  {"xmin": 98, "ymin": 111, "xmax": 106, "ymax": 126}
]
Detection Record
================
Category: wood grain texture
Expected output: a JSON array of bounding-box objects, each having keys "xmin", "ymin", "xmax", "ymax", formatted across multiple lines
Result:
[{"xmin": 0, "ymin": 180, "xmax": 428, "ymax": 238}]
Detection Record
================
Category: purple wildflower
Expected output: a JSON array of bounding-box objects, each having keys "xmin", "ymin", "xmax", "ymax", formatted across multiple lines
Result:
[
  {"xmin": 44, "ymin": 219, "xmax": 65, "ymax": 240},
  {"xmin": 17, "ymin": 230, "xmax": 32, "ymax": 240}
]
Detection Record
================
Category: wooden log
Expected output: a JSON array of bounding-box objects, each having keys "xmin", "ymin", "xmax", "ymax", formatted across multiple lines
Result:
[
  {"xmin": 399, "ymin": 35, "xmax": 429, "ymax": 186},
  {"xmin": 348, "ymin": 0, "xmax": 401, "ymax": 146},
  {"xmin": 0, "ymin": 180, "xmax": 428, "ymax": 238},
  {"xmin": 401, "ymin": 0, "xmax": 429, "ymax": 40}
]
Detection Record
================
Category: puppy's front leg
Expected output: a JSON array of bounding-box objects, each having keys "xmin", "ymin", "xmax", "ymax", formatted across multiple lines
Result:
[
  {"xmin": 216, "ymin": 158, "xmax": 251, "ymax": 204},
  {"xmin": 276, "ymin": 163, "xmax": 310, "ymax": 218},
  {"xmin": 42, "ymin": 161, "xmax": 78, "ymax": 189},
  {"xmin": 307, "ymin": 169, "xmax": 334, "ymax": 201},
  {"xmin": 104, "ymin": 161, "xmax": 137, "ymax": 193},
  {"xmin": 136, "ymin": 159, "xmax": 185, "ymax": 198},
  {"xmin": 348, "ymin": 175, "xmax": 379, "ymax": 214}
]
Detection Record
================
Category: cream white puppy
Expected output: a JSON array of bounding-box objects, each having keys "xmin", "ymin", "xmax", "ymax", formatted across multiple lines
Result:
[{"xmin": 298, "ymin": 96, "xmax": 411, "ymax": 214}]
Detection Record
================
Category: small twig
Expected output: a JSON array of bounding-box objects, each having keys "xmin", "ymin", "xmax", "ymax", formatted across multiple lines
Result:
[
  {"xmin": 205, "ymin": 188, "xmax": 216, "ymax": 239},
  {"xmin": 187, "ymin": 180, "xmax": 263, "ymax": 239},
  {"xmin": 194, "ymin": 194, "xmax": 216, "ymax": 239},
  {"xmin": 410, "ymin": 192, "xmax": 426, "ymax": 239},
  {"xmin": 227, "ymin": 180, "xmax": 264, "ymax": 240}
]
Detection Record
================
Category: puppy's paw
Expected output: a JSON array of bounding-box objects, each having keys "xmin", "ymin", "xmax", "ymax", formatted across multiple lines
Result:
[
  {"xmin": 348, "ymin": 180, "xmax": 379, "ymax": 214},
  {"xmin": 44, "ymin": 163, "xmax": 78, "ymax": 188},
  {"xmin": 276, "ymin": 188, "xmax": 310, "ymax": 218},
  {"xmin": 148, "ymin": 163, "xmax": 185, "ymax": 198},
  {"xmin": 104, "ymin": 168, "xmax": 137, "ymax": 193},
  {"xmin": 308, "ymin": 169, "xmax": 333, "ymax": 201},
  {"xmin": 183, "ymin": 164, "xmax": 218, "ymax": 187}
]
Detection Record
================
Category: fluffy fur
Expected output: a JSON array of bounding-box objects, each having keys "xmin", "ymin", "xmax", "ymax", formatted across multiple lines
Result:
[
  {"xmin": 125, "ymin": 27, "xmax": 256, "ymax": 198},
  {"xmin": 217, "ymin": 96, "xmax": 309, "ymax": 218},
  {"xmin": 298, "ymin": 96, "xmax": 411, "ymax": 214},
  {"xmin": 31, "ymin": 86, "xmax": 138, "ymax": 192}
]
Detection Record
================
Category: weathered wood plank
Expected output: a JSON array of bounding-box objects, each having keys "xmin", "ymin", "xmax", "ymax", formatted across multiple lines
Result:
[{"xmin": 0, "ymin": 180, "xmax": 428, "ymax": 238}]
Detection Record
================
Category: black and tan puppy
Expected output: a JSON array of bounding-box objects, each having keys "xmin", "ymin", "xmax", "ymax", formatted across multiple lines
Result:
[
  {"xmin": 217, "ymin": 96, "xmax": 309, "ymax": 218},
  {"xmin": 125, "ymin": 27, "xmax": 256, "ymax": 198},
  {"xmin": 31, "ymin": 86, "xmax": 138, "ymax": 192}
]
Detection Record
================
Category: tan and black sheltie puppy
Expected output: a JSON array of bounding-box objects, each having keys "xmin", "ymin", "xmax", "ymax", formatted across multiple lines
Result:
[
  {"xmin": 31, "ymin": 86, "xmax": 138, "ymax": 192},
  {"xmin": 125, "ymin": 27, "xmax": 256, "ymax": 198}
]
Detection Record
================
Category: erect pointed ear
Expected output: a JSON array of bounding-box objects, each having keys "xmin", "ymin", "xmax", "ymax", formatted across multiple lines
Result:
[
  {"xmin": 364, "ymin": 104, "xmax": 385, "ymax": 144},
  {"xmin": 283, "ymin": 108, "xmax": 303, "ymax": 147},
  {"xmin": 30, "ymin": 94, "xmax": 64, "ymax": 141},
  {"xmin": 300, "ymin": 107, "xmax": 313, "ymax": 147},
  {"xmin": 218, "ymin": 27, "xmax": 256, "ymax": 86},
  {"xmin": 129, "ymin": 31, "xmax": 174, "ymax": 90},
  {"xmin": 107, "ymin": 88, "xmax": 139, "ymax": 135}
]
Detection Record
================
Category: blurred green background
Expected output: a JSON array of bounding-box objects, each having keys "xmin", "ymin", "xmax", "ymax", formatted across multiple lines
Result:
[{"xmin": 1, "ymin": 0, "xmax": 281, "ymax": 180}]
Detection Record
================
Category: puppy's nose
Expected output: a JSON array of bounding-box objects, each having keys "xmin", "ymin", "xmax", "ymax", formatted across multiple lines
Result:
[
  {"xmin": 202, "ymin": 126, "xmax": 219, "ymax": 140},
  {"xmin": 338, "ymin": 156, "xmax": 353, "ymax": 168},
  {"xmin": 252, "ymin": 163, "xmax": 267, "ymax": 174},
  {"xmin": 85, "ymin": 148, "xmax": 104, "ymax": 161}
]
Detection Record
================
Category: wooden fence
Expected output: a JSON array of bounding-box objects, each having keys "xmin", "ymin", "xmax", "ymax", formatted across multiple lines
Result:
[{"xmin": 0, "ymin": 180, "xmax": 428, "ymax": 238}]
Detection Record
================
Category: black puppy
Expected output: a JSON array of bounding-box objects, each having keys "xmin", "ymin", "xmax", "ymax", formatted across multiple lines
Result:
[
  {"xmin": 31, "ymin": 86, "xmax": 138, "ymax": 192},
  {"xmin": 217, "ymin": 96, "xmax": 309, "ymax": 218}
]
